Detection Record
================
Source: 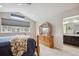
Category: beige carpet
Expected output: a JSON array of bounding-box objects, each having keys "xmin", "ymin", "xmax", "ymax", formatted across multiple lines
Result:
[{"xmin": 40, "ymin": 44, "xmax": 79, "ymax": 56}]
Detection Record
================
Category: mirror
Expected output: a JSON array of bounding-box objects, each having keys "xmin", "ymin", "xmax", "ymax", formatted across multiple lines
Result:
[
  {"xmin": 42, "ymin": 28, "xmax": 48, "ymax": 35},
  {"xmin": 39, "ymin": 22, "xmax": 52, "ymax": 36},
  {"xmin": 63, "ymin": 15, "xmax": 79, "ymax": 35}
]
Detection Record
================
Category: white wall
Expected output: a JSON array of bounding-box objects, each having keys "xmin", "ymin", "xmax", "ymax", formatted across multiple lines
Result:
[
  {"xmin": 36, "ymin": 7, "xmax": 79, "ymax": 49},
  {"xmin": 28, "ymin": 18, "xmax": 36, "ymax": 39}
]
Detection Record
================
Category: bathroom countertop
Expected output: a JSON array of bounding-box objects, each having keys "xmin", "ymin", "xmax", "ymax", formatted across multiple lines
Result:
[{"xmin": 64, "ymin": 34, "xmax": 79, "ymax": 37}]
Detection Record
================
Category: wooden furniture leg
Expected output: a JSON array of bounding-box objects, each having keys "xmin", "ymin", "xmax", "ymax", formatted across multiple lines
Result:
[{"xmin": 35, "ymin": 36, "xmax": 40, "ymax": 56}]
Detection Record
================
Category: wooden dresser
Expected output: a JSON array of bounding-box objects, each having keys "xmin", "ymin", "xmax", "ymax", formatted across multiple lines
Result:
[
  {"xmin": 37, "ymin": 22, "xmax": 54, "ymax": 48},
  {"xmin": 37, "ymin": 35, "xmax": 54, "ymax": 48}
]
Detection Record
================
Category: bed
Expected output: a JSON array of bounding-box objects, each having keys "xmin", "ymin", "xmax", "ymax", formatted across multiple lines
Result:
[{"xmin": 0, "ymin": 36, "xmax": 37, "ymax": 56}]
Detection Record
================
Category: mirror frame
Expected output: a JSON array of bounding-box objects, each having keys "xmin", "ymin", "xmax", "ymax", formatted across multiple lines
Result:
[{"xmin": 39, "ymin": 22, "xmax": 52, "ymax": 36}]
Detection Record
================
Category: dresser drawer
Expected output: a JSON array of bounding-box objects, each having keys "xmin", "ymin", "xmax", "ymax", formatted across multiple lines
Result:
[{"xmin": 37, "ymin": 35, "xmax": 54, "ymax": 48}]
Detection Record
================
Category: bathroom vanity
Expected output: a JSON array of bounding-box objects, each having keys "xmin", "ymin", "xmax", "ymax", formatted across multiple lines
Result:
[{"xmin": 64, "ymin": 34, "xmax": 79, "ymax": 46}]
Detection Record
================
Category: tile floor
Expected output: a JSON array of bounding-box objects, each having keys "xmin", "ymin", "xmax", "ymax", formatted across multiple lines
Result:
[{"xmin": 40, "ymin": 44, "xmax": 79, "ymax": 56}]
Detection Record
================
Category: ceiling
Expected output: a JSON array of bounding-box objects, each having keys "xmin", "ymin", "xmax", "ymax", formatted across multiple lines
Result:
[{"xmin": 0, "ymin": 3, "xmax": 79, "ymax": 22}]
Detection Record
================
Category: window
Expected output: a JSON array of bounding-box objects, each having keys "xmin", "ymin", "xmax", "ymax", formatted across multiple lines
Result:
[{"xmin": 0, "ymin": 18, "xmax": 30, "ymax": 33}]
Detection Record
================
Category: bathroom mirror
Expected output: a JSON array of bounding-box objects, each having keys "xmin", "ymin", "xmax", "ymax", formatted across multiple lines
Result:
[{"xmin": 63, "ymin": 15, "xmax": 79, "ymax": 34}]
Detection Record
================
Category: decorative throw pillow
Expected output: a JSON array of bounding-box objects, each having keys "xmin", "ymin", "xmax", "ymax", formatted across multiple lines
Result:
[{"xmin": 11, "ymin": 35, "xmax": 27, "ymax": 56}]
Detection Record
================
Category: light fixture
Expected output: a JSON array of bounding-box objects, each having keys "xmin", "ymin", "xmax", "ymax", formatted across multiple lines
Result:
[
  {"xmin": 0, "ymin": 5, "xmax": 3, "ymax": 7},
  {"xmin": 17, "ymin": 3, "xmax": 23, "ymax": 6},
  {"xmin": 63, "ymin": 21, "xmax": 69, "ymax": 24},
  {"xmin": 72, "ymin": 20, "xmax": 79, "ymax": 23}
]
